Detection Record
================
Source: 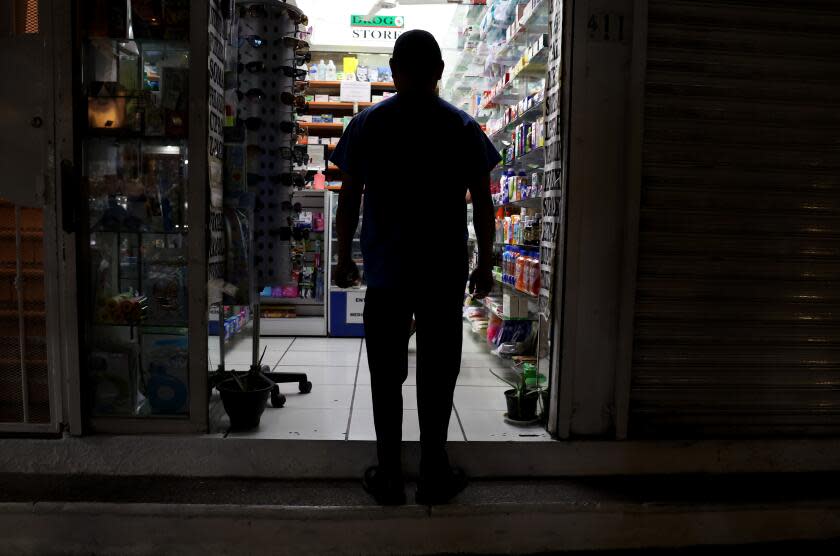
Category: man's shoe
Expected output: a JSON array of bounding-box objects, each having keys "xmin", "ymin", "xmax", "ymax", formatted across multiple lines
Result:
[
  {"xmin": 415, "ymin": 466, "xmax": 467, "ymax": 505},
  {"xmin": 362, "ymin": 466, "xmax": 406, "ymax": 506}
]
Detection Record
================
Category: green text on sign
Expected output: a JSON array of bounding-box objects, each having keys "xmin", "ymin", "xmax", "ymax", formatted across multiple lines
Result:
[{"xmin": 350, "ymin": 15, "xmax": 405, "ymax": 28}]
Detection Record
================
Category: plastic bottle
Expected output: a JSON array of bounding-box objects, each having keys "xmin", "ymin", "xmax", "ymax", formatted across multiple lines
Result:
[
  {"xmin": 313, "ymin": 170, "xmax": 326, "ymax": 190},
  {"xmin": 308, "ymin": 63, "xmax": 318, "ymax": 80},
  {"xmin": 515, "ymin": 250, "xmax": 526, "ymax": 291},
  {"xmin": 325, "ymin": 60, "xmax": 337, "ymax": 80},
  {"xmin": 530, "ymin": 252, "xmax": 541, "ymax": 296},
  {"xmin": 317, "ymin": 60, "xmax": 327, "ymax": 80},
  {"xmin": 517, "ymin": 171, "xmax": 528, "ymax": 200}
]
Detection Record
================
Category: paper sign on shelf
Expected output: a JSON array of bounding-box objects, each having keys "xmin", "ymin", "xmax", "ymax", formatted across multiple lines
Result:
[
  {"xmin": 346, "ymin": 291, "xmax": 366, "ymax": 324},
  {"xmin": 307, "ymin": 145, "xmax": 326, "ymax": 171},
  {"xmin": 339, "ymin": 80, "xmax": 372, "ymax": 103}
]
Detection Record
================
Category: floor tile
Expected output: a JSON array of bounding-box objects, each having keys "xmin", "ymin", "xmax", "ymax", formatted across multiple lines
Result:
[
  {"xmin": 226, "ymin": 407, "xmax": 350, "ymax": 440},
  {"xmin": 348, "ymin": 408, "xmax": 464, "ymax": 441},
  {"xmin": 353, "ymin": 385, "xmax": 418, "ymax": 410},
  {"xmin": 456, "ymin": 367, "xmax": 511, "ymax": 387},
  {"xmin": 457, "ymin": 409, "xmax": 551, "ymax": 441},
  {"xmin": 269, "ymin": 365, "xmax": 358, "ymax": 385},
  {"xmin": 276, "ymin": 383, "xmax": 354, "ymax": 409},
  {"xmin": 279, "ymin": 350, "xmax": 360, "ymax": 367},
  {"xmin": 453, "ymin": 386, "xmax": 510, "ymax": 411},
  {"xmin": 288, "ymin": 338, "xmax": 361, "ymax": 352}
]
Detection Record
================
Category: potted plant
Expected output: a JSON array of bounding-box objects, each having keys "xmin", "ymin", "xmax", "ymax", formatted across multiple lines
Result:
[{"xmin": 490, "ymin": 369, "xmax": 540, "ymax": 422}]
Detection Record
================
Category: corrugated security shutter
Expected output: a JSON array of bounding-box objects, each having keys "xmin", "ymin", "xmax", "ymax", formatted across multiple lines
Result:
[{"xmin": 631, "ymin": 0, "xmax": 840, "ymax": 436}]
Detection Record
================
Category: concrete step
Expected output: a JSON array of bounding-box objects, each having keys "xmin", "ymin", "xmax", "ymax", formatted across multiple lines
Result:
[{"xmin": 1, "ymin": 474, "xmax": 839, "ymax": 555}]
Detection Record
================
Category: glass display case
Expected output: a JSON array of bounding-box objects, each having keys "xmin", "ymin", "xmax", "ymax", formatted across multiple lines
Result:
[
  {"xmin": 327, "ymin": 191, "xmax": 365, "ymax": 337},
  {"xmin": 77, "ymin": 3, "xmax": 206, "ymax": 430}
]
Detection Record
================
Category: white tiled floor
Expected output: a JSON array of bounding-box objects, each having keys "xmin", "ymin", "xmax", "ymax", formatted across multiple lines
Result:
[{"xmin": 209, "ymin": 325, "xmax": 548, "ymax": 441}]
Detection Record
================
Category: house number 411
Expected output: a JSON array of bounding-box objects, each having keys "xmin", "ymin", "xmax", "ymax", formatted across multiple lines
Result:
[{"xmin": 587, "ymin": 11, "xmax": 627, "ymax": 42}]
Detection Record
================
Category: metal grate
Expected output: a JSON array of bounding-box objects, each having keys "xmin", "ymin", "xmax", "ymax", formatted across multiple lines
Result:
[
  {"xmin": 0, "ymin": 199, "xmax": 49, "ymax": 424},
  {"xmin": 631, "ymin": 0, "xmax": 840, "ymax": 436}
]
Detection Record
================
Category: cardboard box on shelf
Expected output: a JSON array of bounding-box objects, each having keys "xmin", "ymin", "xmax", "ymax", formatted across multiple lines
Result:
[
  {"xmin": 314, "ymin": 94, "xmax": 329, "ymax": 102},
  {"xmin": 307, "ymin": 136, "xmax": 320, "ymax": 145},
  {"xmin": 328, "ymin": 95, "xmax": 341, "ymax": 102},
  {"xmin": 330, "ymin": 137, "xmax": 340, "ymax": 145}
]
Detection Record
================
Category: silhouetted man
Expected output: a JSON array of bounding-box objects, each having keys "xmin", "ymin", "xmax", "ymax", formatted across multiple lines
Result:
[{"xmin": 331, "ymin": 30, "xmax": 499, "ymax": 505}]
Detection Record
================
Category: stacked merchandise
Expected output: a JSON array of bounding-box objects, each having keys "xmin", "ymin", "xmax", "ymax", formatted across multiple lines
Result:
[{"xmin": 450, "ymin": 0, "xmax": 549, "ymax": 373}]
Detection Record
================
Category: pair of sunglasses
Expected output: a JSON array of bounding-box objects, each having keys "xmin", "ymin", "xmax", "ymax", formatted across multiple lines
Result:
[
  {"xmin": 273, "ymin": 65, "xmax": 308, "ymax": 80},
  {"xmin": 276, "ymin": 36, "xmax": 309, "ymax": 51},
  {"xmin": 238, "ymin": 34, "xmax": 266, "ymax": 48},
  {"xmin": 280, "ymin": 91, "xmax": 307, "ymax": 108}
]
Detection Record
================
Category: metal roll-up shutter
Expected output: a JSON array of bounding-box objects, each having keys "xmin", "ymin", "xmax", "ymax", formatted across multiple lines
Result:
[{"xmin": 631, "ymin": 0, "xmax": 840, "ymax": 436}]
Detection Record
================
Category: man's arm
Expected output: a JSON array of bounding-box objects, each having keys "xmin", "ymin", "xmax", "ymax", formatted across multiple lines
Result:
[
  {"xmin": 335, "ymin": 171, "xmax": 363, "ymax": 287},
  {"xmin": 468, "ymin": 172, "xmax": 495, "ymax": 298}
]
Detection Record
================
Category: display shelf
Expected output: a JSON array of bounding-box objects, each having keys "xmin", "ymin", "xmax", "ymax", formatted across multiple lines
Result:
[
  {"xmin": 494, "ymin": 196, "xmax": 543, "ymax": 210},
  {"xmin": 306, "ymin": 80, "xmax": 396, "ymax": 89},
  {"xmin": 487, "ymin": 102, "xmax": 545, "ymax": 144},
  {"xmin": 260, "ymin": 315, "xmax": 326, "ymax": 336},
  {"xmin": 308, "ymin": 101, "xmax": 373, "ymax": 110},
  {"xmin": 496, "ymin": 277, "xmax": 539, "ymax": 299},
  {"xmin": 479, "ymin": 47, "xmax": 549, "ymax": 110},
  {"xmin": 299, "ymin": 121, "xmax": 344, "ymax": 131},
  {"xmin": 482, "ymin": 296, "xmax": 537, "ymax": 321},
  {"xmin": 495, "ymin": 146, "xmax": 546, "ymax": 172},
  {"xmin": 494, "ymin": 3, "xmax": 550, "ymax": 62},
  {"xmin": 260, "ymin": 296, "xmax": 323, "ymax": 306}
]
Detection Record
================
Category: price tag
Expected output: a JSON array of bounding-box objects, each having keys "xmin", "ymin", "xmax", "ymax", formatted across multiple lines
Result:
[{"xmin": 340, "ymin": 80, "xmax": 372, "ymax": 103}]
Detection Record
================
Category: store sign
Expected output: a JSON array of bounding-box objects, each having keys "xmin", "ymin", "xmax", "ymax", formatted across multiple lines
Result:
[
  {"xmin": 350, "ymin": 15, "xmax": 405, "ymax": 41},
  {"xmin": 351, "ymin": 15, "xmax": 405, "ymax": 28}
]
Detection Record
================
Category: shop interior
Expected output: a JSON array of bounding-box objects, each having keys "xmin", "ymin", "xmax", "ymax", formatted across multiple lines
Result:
[{"xmin": 79, "ymin": 0, "xmax": 552, "ymax": 440}]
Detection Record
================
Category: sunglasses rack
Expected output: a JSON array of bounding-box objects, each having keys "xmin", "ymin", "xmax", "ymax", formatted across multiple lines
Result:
[{"xmin": 234, "ymin": 3, "xmax": 329, "ymax": 340}]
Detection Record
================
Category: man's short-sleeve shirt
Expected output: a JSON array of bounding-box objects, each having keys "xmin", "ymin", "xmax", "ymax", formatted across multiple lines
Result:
[{"xmin": 330, "ymin": 94, "xmax": 501, "ymax": 289}]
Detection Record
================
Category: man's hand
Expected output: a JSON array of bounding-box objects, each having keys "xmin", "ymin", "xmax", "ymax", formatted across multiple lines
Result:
[
  {"xmin": 468, "ymin": 266, "xmax": 494, "ymax": 299},
  {"xmin": 335, "ymin": 258, "xmax": 361, "ymax": 289}
]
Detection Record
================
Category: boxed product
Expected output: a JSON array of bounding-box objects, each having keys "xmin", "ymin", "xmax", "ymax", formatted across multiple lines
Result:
[
  {"xmin": 305, "ymin": 94, "xmax": 315, "ymax": 102},
  {"xmin": 320, "ymin": 138, "xmax": 330, "ymax": 145},
  {"xmin": 372, "ymin": 95, "xmax": 384, "ymax": 103},
  {"xmin": 307, "ymin": 135, "xmax": 320, "ymax": 145},
  {"xmin": 314, "ymin": 94, "xmax": 329, "ymax": 102},
  {"xmin": 297, "ymin": 114, "xmax": 313, "ymax": 122},
  {"xmin": 330, "ymin": 137, "xmax": 340, "ymax": 145},
  {"xmin": 320, "ymin": 114, "xmax": 334, "ymax": 122},
  {"xmin": 328, "ymin": 95, "xmax": 341, "ymax": 102}
]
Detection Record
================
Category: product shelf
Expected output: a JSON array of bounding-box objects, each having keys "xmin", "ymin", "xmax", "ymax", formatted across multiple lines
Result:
[
  {"xmin": 299, "ymin": 122, "xmax": 344, "ymax": 132},
  {"xmin": 307, "ymin": 101, "xmax": 373, "ymax": 110},
  {"xmin": 494, "ymin": 145, "xmax": 546, "ymax": 172},
  {"xmin": 479, "ymin": 47, "xmax": 549, "ymax": 110},
  {"xmin": 483, "ymin": 296, "xmax": 537, "ymax": 322},
  {"xmin": 494, "ymin": 196, "xmax": 543, "ymax": 210},
  {"xmin": 495, "ymin": 277, "xmax": 539, "ymax": 299},
  {"xmin": 260, "ymin": 296, "xmax": 324, "ymax": 306},
  {"xmin": 487, "ymin": 102, "xmax": 545, "ymax": 144},
  {"xmin": 306, "ymin": 80, "xmax": 395, "ymax": 89}
]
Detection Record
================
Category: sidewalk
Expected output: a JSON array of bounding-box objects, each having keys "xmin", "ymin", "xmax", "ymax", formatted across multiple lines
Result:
[{"xmin": 2, "ymin": 473, "xmax": 839, "ymax": 555}]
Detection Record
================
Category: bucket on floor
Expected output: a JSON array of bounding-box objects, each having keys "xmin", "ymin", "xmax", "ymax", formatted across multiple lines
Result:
[{"xmin": 217, "ymin": 374, "xmax": 274, "ymax": 430}]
